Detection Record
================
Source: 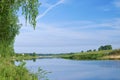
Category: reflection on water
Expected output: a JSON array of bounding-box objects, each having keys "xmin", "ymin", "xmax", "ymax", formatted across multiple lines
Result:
[
  {"xmin": 97, "ymin": 60, "xmax": 120, "ymax": 68},
  {"xmin": 32, "ymin": 58, "xmax": 36, "ymax": 62},
  {"xmin": 15, "ymin": 58, "xmax": 120, "ymax": 80},
  {"xmin": 76, "ymin": 60, "xmax": 120, "ymax": 68}
]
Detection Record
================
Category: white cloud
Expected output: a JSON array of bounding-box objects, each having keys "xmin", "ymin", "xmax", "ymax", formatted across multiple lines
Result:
[
  {"xmin": 15, "ymin": 17, "xmax": 120, "ymax": 53},
  {"xmin": 51, "ymin": 18, "xmax": 120, "ymax": 30},
  {"xmin": 36, "ymin": 0, "xmax": 65, "ymax": 20}
]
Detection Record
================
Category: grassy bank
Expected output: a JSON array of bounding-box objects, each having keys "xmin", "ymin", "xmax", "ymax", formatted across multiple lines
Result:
[
  {"xmin": 13, "ymin": 54, "xmax": 39, "ymax": 61},
  {"xmin": 0, "ymin": 58, "xmax": 38, "ymax": 80},
  {"xmin": 102, "ymin": 49, "xmax": 120, "ymax": 60},
  {"xmin": 0, "ymin": 54, "xmax": 49, "ymax": 80},
  {"xmin": 59, "ymin": 49, "xmax": 120, "ymax": 60}
]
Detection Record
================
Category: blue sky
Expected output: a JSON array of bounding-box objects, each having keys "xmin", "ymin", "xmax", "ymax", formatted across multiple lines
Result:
[{"xmin": 15, "ymin": 0, "xmax": 120, "ymax": 53}]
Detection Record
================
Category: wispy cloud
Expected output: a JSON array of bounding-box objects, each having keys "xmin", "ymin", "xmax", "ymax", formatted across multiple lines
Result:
[
  {"xmin": 36, "ymin": 0, "xmax": 65, "ymax": 20},
  {"xmin": 98, "ymin": 0, "xmax": 120, "ymax": 12},
  {"xmin": 15, "ymin": 0, "xmax": 120, "ymax": 53},
  {"xmin": 50, "ymin": 18, "xmax": 120, "ymax": 30},
  {"xmin": 114, "ymin": 0, "xmax": 120, "ymax": 8},
  {"xmin": 15, "ymin": 17, "xmax": 120, "ymax": 53}
]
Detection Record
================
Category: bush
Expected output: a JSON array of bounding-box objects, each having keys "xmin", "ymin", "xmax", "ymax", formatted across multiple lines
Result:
[
  {"xmin": 68, "ymin": 53, "xmax": 106, "ymax": 60},
  {"xmin": 98, "ymin": 45, "xmax": 112, "ymax": 51},
  {"xmin": 109, "ymin": 49, "xmax": 120, "ymax": 55},
  {"xmin": 0, "ymin": 58, "xmax": 38, "ymax": 80}
]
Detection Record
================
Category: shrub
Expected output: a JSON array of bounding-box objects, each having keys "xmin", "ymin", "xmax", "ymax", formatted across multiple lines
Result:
[
  {"xmin": 109, "ymin": 49, "xmax": 120, "ymax": 55},
  {"xmin": 0, "ymin": 58, "xmax": 38, "ymax": 80}
]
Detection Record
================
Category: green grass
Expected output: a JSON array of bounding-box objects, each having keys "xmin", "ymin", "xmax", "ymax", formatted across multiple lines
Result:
[
  {"xmin": 0, "ymin": 49, "xmax": 119, "ymax": 80},
  {"xmin": 0, "ymin": 56, "xmax": 49, "ymax": 80},
  {"xmin": 109, "ymin": 49, "xmax": 120, "ymax": 55},
  {"xmin": 13, "ymin": 55, "xmax": 38, "ymax": 61},
  {"xmin": 59, "ymin": 50, "xmax": 117, "ymax": 60},
  {"xmin": 0, "ymin": 58, "xmax": 38, "ymax": 80}
]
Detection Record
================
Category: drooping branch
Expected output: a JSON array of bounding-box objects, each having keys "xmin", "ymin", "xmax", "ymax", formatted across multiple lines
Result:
[{"xmin": 0, "ymin": 0, "xmax": 40, "ymax": 56}]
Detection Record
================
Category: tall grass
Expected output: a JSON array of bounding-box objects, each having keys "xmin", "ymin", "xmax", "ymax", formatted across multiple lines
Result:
[
  {"xmin": 109, "ymin": 49, "xmax": 120, "ymax": 55},
  {"xmin": 0, "ymin": 57, "xmax": 49, "ymax": 80},
  {"xmin": 60, "ymin": 50, "xmax": 112, "ymax": 60},
  {"xmin": 0, "ymin": 58, "xmax": 37, "ymax": 80}
]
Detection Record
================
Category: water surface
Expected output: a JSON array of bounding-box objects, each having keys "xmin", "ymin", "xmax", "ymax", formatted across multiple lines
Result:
[{"xmin": 16, "ymin": 58, "xmax": 120, "ymax": 80}]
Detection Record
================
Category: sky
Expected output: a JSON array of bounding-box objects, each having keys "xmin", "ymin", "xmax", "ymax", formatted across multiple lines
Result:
[{"xmin": 14, "ymin": 0, "xmax": 120, "ymax": 53}]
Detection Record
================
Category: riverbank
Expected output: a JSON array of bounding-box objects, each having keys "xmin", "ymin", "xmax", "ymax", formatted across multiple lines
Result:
[
  {"xmin": 102, "ymin": 55, "xmax": 120, "ymax": 60},
  {"xmin": 0, "ymin": 49, "xmax": 119, "ymax": 80},
  {"xmin": 58, "ymin": 49, "xmax": 120, "ymax": 60},
  {"xmin": 13, "ymin": 55, "xmax": 39, "ymax": 61},
  {"xmin": 0, "ymin": 55, "xmax": 51, "ymax": 80},
  {"xmin": 0, "ymin": 57, "xmax": 38, "ymax": 80},
  {"xmin": 13, "ymin": 49, "xmax": 120, "ymax": 61},
  {"xmin": 0, "ymin": 54, "xmax": 50, "ymax": 80}
]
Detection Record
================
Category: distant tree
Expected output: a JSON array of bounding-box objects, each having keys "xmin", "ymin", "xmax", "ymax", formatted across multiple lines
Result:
[
  {"xmin": 98, "ymin": 46, "xmax": 103, "ymax": 51},
  {"xmin": 81, "ymin": 50, "xmax": 84, "ymax": 53},
  {"xmin": 33, "ymin": 52, "xmax": 36, "ymax": 57},
  {"xmin": 98, "ymin": 45, "xmax": 112, "ymax": 51},
  {"xmin": 105, "ymin": 45, "xmax": 112, "ymax": 50},
  {"xmin": 93, "ymin": 49, "xmax": 96, "ymax": 52},
  {"xmin": 69, "ymin": 52, "xmax": 74, "ymax": 54},
  {"xmin": 33, "ymin": 58, "xmax": 36, "ymax": 62},
  {"xmin": 87, "ymin": 49, "xmax": 92, "ymax": 52}
]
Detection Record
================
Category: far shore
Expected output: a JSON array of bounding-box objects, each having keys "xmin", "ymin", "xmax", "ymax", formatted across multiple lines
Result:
[
  {"xmin": 102, "ymin": 55, "xmax": 120, "ymax": 60},
  {"xmin": 13, "ymin": 49, "xmax": 120, "ymax": 61}
]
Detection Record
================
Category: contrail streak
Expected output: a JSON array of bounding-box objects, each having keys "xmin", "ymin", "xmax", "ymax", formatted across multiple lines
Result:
[{"xmin": 36, "ymin": 0, "xmax": 65, "ymax": 21}]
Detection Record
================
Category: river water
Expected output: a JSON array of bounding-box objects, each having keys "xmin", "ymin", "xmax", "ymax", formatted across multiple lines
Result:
[{"xmin": 16, "ymin": 58, "xmax": 120, "ymax": 80}]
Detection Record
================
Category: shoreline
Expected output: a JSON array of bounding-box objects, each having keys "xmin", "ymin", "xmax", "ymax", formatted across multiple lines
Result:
[
  {"xmin": 102, "ymin": 55, "xmax": 120, "ymax": 60},
  {"xmin": 58, "ymin": 49, "xmax": 120, "ymax": 60}
]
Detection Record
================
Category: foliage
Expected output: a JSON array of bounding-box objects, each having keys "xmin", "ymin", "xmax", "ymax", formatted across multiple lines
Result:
[
  {"xmin": 0, "ymin": 0, "xmax": 40, "ymax": 57},
  {"xmin": 81, "ymin": 50, "xmax": 84, "ymax": 53},
  {"xmin": 60, "ymin": 50, "xmax": 112, "ymax": 60},
  {"xmin": 109, "ymin": 49, "xmax": 120, "ymax": 55},
  {"xmin": 33, "ymin": 52, "xmax": 37, "ymax": 57},
  {"xmin": 87, "ymin": 49, "xmax": 92, "ymax": 52},
  {"xmin": 0, "ymin": 58, "xmax": 50, "ymax": 80},
  {"xmin": 70, "ymin": 53, "xmax": 105, "ymax": 60},
  {"xmin": 0, "ymin": 58, "xmax": 37, "ymax": 80},
  {"xmin": 14, "ymin": 53, "xmax": 38, "ymax": 61},
  {"xmin": 0, "ymin": 0, "xmax": 40, "ymax": 28},
  {"xmin": 36, "ymin": 67, "xmax": 50, "ymax": 80},
  {"xmin": 93, "ymin": 49, "xmax": 96, "ymax": 52},
  {"xmin": 98, "ymin": 45, "xmax": 112, "ymax": 51}
]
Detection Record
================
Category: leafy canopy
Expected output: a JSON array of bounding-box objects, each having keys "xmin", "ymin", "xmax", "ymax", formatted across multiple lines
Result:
[
  {"xmin": 0, "ymin": 0, "xmax": 40, "ymax": 56},
  {"xmin": 0, "ymin": 0, "xmax": 40, "ymax": 28}
]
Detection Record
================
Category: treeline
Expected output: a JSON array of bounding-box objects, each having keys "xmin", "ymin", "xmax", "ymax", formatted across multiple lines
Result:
[
  {"xmin": 59, "ymin": 45, "xmax": 120, "ymax": 60},
  {"xmin": 16, "ymin": 53, "xmax": 54, "ymax": 57},
  {"xmin": 98, "ymin": 45, "xmax": 112, "ymax": 51},
  {"xmin": 81, "ymin": 45, "xmax": 112, "ymax": 53}
]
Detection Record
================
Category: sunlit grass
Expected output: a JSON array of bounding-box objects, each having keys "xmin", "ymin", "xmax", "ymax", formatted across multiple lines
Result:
[
  {"xmin": 0, "ymin": 58, "xmax": 38, "ymax": 80},
  {"xmin": 0, "ymin": 57, "xmax": 49, "ymax": 80},
  {"xmin": 60, "ymin": 50, "xmax": 120, "ymax": 60}
]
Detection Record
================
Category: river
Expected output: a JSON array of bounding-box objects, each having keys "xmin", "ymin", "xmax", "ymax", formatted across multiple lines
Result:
[{"xmin": 16, "ymin": 58, "xmax": 120, "ymax": 80}]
